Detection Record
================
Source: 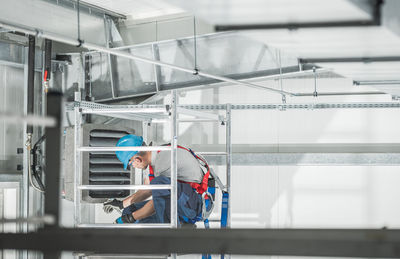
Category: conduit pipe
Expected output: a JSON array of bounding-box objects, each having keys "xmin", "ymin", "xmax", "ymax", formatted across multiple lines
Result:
[
  {"xmin": 0, "ymin": 20, "xmax": 390, "ymax": 98},
  {"xmin": 26, "ymin": 35, "xmax": 35, "ymax": 134}
]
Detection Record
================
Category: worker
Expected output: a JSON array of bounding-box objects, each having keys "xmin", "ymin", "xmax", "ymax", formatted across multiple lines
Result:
[{"xmin": 103, "ymin": 134, "xmax": 205, "ymax": 225}]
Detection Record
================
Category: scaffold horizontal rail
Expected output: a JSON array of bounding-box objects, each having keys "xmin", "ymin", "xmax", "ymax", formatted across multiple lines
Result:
[
  {"xmin": 81, "ymin": 108, "xmax": 168, "ymax": 114},
  {"xmin": 78, "ymin": 185, "xmax": 171, "ymax": 190},
  {"xmin": 197, "ymin": 152, "xmax": 228, "ymax": 156},
  {"xmin": 77, "ymin": 224, "xmax": 172, "ymax": 228},
  {"xmin": 180, "ymin": 102, "xmax": 400, "ymax": 110},
  {"xmin": 78, "ymin": 146, "xmax": 171, "ymax": 152}
]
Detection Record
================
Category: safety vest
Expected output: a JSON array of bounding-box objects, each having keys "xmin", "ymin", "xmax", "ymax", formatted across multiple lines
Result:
[{"xmin": 148, "ymin": 145, "xmax": 210, "ymax": 195}]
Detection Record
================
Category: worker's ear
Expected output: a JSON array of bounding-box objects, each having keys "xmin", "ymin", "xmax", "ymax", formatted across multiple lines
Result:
[{"xmin": 134, "ymin": 156, "xmax": 143, "ymax": 163}]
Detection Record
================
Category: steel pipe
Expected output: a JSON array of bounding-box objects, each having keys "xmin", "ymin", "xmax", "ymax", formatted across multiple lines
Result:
[
  {"xmin": 170, "ymin": 90, "xmax": 178, "ymax": 229},
  {"xmin": 354, "ymin": 80, "xmax": 400, "ymax": 85},
  {"xmin": 77, "ymin": 224, "xmax": 172, "ymax": 229},
  {"xmin": 294, "ymin": 91, "xmax": 386, "ymax": 97},
  {"xmin": 82, "ymin": 108, "xmax": 167, "ymax": 114},
  {"xmin": 78, "ymin": 146, "xmax": 171, "ymax": 152},
  {"xmin": 74, "ymin": 93, "xmax": 82, "ymax": 227},
  {"xmin": 197, "ymin": 152, "xmax": 228, "ymax": 156},
  {"xmin": 78, "ymin": 185, "xmax": 171, "ymax": 190}
]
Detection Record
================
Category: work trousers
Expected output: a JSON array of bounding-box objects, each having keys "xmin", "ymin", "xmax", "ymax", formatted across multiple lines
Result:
[{"xmin": 122, "ymin": 175, "xmax": 202, "ymax": 224}]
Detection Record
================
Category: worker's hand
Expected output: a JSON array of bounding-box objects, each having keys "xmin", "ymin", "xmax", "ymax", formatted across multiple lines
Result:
[
  {"xmin": 115, "ymin": 213, "xmax": 136, "ymax": 224},
  {"xmin": 103, "ymin": 199, "xmax": 123, "ymax": 214}
]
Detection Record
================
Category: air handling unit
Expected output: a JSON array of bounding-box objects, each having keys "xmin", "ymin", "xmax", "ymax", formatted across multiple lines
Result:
[{"xmin": 64, "ymin": 124, "xmax": 135, "ymax": 203}]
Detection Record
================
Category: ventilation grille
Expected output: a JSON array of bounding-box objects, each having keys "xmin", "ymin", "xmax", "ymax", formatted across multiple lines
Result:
[{"xmin": 89, "ymin": 129, "xmax": 130, "ymax": 198}]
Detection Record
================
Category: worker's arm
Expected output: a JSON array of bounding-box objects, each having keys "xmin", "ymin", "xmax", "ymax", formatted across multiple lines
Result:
[
  {"xmin": 115, "ymin": 200, "xmax": 155, "ymax": 223},
  {"xmin": 133, "ymin": 200, "xmax": 155, "ymax": 220},
  {"xmin": 122, "ymin": 189, "xmax": 152, "ymax": 207}
]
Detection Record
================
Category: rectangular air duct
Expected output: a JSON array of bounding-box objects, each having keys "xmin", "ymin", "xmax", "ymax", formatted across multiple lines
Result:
[{"xmin": 64, "ymin": 124, "xmax": 136, "ymax": 203}]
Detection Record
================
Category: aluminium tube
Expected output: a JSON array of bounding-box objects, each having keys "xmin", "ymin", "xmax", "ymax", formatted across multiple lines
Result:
[
  {"xmin": 294, "ymin": 91, "xmax": 387, "ymax": 97},
  {"xmin": 74, "ymin": 92, "xmax": 82, "ymax": 227},
  {"xmin": 27, "ymin": 35, "xmax": 35, "ymax": 134},
  {"xmin": 170, "ymin": 90, "xmax": 178, "ymax": 228},
  {"xmin": 225, "ymin": 104, "xmax": 232, "ymax": 228}
]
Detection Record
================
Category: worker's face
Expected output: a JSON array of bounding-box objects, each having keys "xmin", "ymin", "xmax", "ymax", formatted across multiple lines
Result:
[{"xmin": 128, "ymin": 155, "xmax": 148, "ymax": 169}]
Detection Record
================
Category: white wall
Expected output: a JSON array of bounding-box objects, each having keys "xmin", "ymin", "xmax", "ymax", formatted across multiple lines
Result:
[{"xmin": 159, "ymin": 76, "xmax": 400, "ymax": 230}]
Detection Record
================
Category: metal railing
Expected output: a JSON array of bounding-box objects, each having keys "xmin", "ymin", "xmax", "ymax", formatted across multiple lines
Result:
[{"xmin": 73, "ymin": 90, "xmax": 232, "ymax": 233}]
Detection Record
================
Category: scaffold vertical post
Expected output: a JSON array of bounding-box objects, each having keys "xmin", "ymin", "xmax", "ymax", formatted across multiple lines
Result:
[
  {"xmin": 226, "ymin": 103, "xmax": 232, "ymax": 228},
  {"xmin": 170, "ymin": 91, "xmax": 178, "ymax": 259},
  {"xmin": 44, "ymin": 91, "xmax": 63, "ymax": 228},
  {"xmin": 74, "ymin": 92, "xmax": 82, "ymax": 226},
  {"xmin": 170, "ymin": 90, "xmax": 178, "ymax": 229}
]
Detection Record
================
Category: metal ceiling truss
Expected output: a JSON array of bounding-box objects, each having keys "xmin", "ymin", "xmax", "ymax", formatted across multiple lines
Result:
[{"xmin": 215, "ymin": 0, "xmax": 383, "ymax": 31}]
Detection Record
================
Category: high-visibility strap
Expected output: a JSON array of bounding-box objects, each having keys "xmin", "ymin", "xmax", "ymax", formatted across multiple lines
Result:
[
  {"xmin": 202, "ymin": 219, "xmax": 212, "ymax": 259},
  {"xmin": 220, "ymin": 191, "xmax": 229, "ymax": 259},
  {"xmin": 148, "ymin": 164, "xmax": 155, "ymax": 182},
  {"xmin": 221, "ymin": 191, "xmax": 229, "ymax": 228}
]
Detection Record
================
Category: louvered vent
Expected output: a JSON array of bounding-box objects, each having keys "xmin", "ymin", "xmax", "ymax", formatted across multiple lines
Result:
[{"xmin": 88, "ymin": 129, "xmax": 130, "ymax": 198}]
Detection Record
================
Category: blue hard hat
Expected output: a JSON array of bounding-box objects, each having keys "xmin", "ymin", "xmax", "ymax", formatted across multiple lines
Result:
[{"xmin": 115, "ymin": 134, "xmax": 143, "ymax": 170}]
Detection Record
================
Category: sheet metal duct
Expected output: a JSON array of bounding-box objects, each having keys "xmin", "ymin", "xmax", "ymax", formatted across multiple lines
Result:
[
  {"xmin": 0, "ymin": 0, "xmax": 118, "ymax": 46},
  {"xmin": 57, "ymin": 32, "xmax": 333, "ymax": 102}
]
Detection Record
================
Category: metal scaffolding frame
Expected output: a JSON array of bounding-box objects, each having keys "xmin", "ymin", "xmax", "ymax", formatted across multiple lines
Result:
[
  {"xmin": 3, "ymin": 90, "xmax": 400, "ymax": 258},
  {"xmin": 72, "ymin": 90, "xmax": 232, "ymax": 233}
]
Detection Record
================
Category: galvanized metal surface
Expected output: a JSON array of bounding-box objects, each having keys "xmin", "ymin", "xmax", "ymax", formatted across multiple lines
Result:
[
  {"xmin": 69, "ymin": 101, "xmax": 400, "ymax": 113},
  {"xmin": 170, "ymin": 90, "xmax": 178, "ymax": 229},
  {"xmin": 225, "ymin": 104, "xmax": 232, "ymax": 228},
  {"xmin": 74, "ymin": 94, "xmax": 83, "ymax": 227}
]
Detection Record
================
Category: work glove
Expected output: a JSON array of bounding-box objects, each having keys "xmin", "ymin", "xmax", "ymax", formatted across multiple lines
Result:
[
  {"xmin": 115, "ymin": 213, "xmax": 136, "ymax": 224},
  {"xmin": 103, "ymin": 199, "xmax": 123, "ymax": 214}
]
